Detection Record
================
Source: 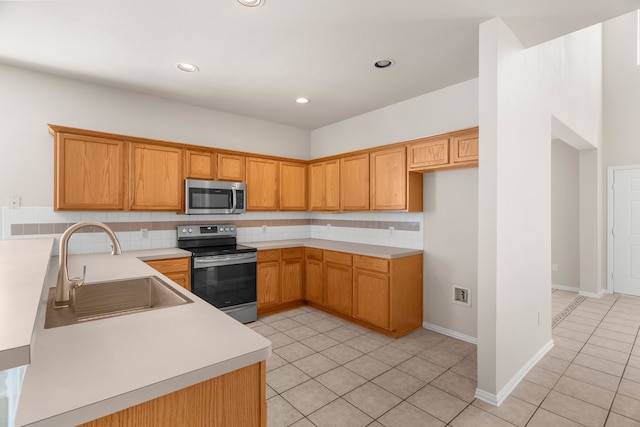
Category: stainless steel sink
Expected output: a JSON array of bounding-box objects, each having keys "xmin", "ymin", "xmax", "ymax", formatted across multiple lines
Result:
[{"xmin": 44, "ymin": 276, "xmax": 193, "ymax": 329}]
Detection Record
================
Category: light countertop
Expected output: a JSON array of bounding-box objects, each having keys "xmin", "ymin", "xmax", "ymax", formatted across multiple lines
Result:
[
  {"xmin": 243, "ymin": 238, "xmax": 423, "ymax": 259},
  {"xmin": 0, "ymin": 239, "xmax": 55, "ymax": 371},
  {"xmin": 9, "ymin": 244, "xmax": 271, "ymax": 427}
]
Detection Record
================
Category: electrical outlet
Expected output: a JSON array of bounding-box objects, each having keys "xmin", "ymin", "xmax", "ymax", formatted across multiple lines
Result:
[
  {"xmin": 389, "ymin": 226, "xmax": 395, "ymax": 235},
  {"xmin": 9, "ymin": 195, "xmax": 20, "ymax": 208},
  {"xmin": 327, "ymin": 224, "xmax": 331, "ymax": 233},
  {"xmin": 141, "ymin": 229, "xmax": 149, "ymax": 239},
  {"xmin": 262, "ymin": 225, "xmax": 267, "ymax": 233}
]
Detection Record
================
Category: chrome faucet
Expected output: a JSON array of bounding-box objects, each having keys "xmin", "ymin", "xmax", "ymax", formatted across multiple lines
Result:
[{"xmin": 54, "ymin": 221, "xmax": 122, "ymax": 308}]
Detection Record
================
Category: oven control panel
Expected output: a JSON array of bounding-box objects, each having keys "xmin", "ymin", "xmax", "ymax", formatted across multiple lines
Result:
[{"xmin": 177, "ymin": 224, "xmax": 236, "ymax": 238}]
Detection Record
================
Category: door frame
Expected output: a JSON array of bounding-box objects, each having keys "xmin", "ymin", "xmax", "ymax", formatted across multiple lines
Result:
[{"xmin": 607, "ymin": 164, "xmax": 640, "ymax": 293}]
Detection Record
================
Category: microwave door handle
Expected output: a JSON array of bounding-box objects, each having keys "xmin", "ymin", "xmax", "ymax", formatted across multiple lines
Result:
[{"xmin": 231, "ymin": 188, "xmax": 237, "ymax": 213}]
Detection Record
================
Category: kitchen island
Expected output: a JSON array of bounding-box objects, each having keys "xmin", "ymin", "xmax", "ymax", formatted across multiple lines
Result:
[{"xmin": 6, "ymin": 241, "xmax": 271, "ymax": 427}]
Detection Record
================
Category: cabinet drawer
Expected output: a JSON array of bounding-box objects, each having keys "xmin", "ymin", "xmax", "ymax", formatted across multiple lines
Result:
[
  {"xmin": 145, "ymin": 257, "xmax": 190, "ymax": 274},
  {"xmin": 353, "ymin": 255, "xmax": 389, "ymax": 273},
  {"xmin": 258, "ymin": 249, "xmax": 280, "ymax": 262},
  {"xmin": 305, "ymin": 247, "xmax": 323, "ymax": 261},
  {"xmin": 324, "ymin": 250, "xmax": 352, "ymax": 266},
  {"xmin": 282, "ymin": 247, "xmax": 304, "ymax": 260}
]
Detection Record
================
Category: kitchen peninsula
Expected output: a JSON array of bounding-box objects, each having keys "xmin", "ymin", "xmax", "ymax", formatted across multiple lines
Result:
[{"xmin": 4, "ymin": 239, "xmax": 270, "ymax": 427}]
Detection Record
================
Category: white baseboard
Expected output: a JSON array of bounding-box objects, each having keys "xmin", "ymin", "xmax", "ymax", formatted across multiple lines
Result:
[
  {"xmin": 422, "ymin": 322, "xmax": 477, "ymax": 345},
  {"xmin": 474, "ymin": 339, "xmax": 554, "ymax": 407},
  {"xmin": 579, "ymin": 288, "xmax": 609, "ymax": 299},
  {"xmin": 552, "ymin": 284, "xmax": 579, "ymax": 293},
  {"xmin": 553, "ymin": 284, "xmax": 610, "ymax": 299}
]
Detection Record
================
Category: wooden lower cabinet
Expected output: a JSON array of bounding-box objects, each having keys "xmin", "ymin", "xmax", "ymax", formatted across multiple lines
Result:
[
  {"xmin": 354, "ymin": 268, "xmax": 390, "ymax": 330},
  {"xmin": 281, "ymin": 248, "xmax": 304, "ymax": 303},
  {"xmin": 257, "ymin": 248, "xmax": 304, "ymax": 315},
  {"xmin": 257, "ymin": 246, "xmax": 423, "ymax": 338},
  {"xmin": 78, "ymin": 361, "xmax": 266, "ymax": 427},
  {"xmin": 257, "ymin": 250, "xmax": 281, "ymax": 312},
  {"xmin": 323, "ymin": 251, "xmax": 353, "ymax": 316},
  {"xmin": 145, "ymin": 257, "xmax": 191, "ymax": 291},
  {"xmin": 354, "ymin": 254, "xmax": 423, "ymax": 337},
  {"xmin": 304, "ymin": 248, "xmax": 324, "ymax": 305}
]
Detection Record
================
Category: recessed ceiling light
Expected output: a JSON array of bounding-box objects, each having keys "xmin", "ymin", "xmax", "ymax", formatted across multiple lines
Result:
[
  {"xmin": 374, "ymin": 59, "xmax": 395, "ymax": 69},
  {"xmin": 177, "ymin": 63, "xmax": 199, "ymax": 72},
  {"xmin": 295, "ymin": 97, "xmax": 309, "ymax": 104},
  {"xmin": 238, "ymin": 0, "xmax": 264, "ymax": 6}
]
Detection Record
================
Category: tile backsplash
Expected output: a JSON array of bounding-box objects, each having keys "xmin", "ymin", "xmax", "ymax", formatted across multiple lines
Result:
[{"xmin": 1, "ymin": 207, "xmax": 423, "ymax": 255}]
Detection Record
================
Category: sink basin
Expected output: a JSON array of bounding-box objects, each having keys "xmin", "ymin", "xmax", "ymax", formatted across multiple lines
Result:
[{"xmin": 44, "ymin": 276, "xmax": 193, "ymax": 329}]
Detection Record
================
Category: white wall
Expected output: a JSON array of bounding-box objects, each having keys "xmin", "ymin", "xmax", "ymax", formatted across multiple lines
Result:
[
  {"xmin": 312, "ymin": 78, "xmax": 480, "ymax": 338},
  {"xmin": 310, "ymin": 79, "xmax": 478, "ymax": 158},
  {"xmin": 477, "ymin": 18, "xmax": 602, "ymax": 403},
  {"xmin": 423, "ymin": 169, "xmax": 478, "ymax": 340},
  {"xmin": 551, "ymin": 139, "xmax": 580, "ymax": 289},
  {"xmin": 604, "ymin": 11, "xmax": 640, "ymax": 167},
  {"xmin": 603, "ymin": 11, "xmax": 640, "ymax": 292},
  {"xmin": 0, "ymin": 63, "xmax": 311, "ymax": 210}
]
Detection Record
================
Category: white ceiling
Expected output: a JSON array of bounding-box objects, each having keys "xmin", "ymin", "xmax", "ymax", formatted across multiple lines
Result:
[{"xmin": 1, "ymin": 0, "xmax": 638, "ymax": 130}]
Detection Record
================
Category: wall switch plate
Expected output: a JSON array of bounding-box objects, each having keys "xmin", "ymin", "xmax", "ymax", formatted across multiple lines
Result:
[
  {"xmin": 262, "ymin": 225, "xmax": 267, "ymax": 233},
  {"xmin": 552, "ymin": 264, "xmax": 558, "ymax": 272},
  {"xmin": 452, "ymin": 286, "xmax": 471, "ymax": 307},
  {"xmin": 389, "ymin": 226, "xmax": 395, "ymax": 235},
  {"xmin": 141, "ymin": 229, "xmax": 149, "ymax": 239}
]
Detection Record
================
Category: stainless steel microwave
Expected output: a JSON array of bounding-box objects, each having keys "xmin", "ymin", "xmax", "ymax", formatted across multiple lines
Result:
[{"xmin": 185, "ymin": 179, "xmax": 246, "ymax": 214}]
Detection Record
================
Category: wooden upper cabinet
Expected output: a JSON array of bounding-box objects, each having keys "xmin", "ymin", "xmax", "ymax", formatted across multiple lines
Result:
[
  {"xmin": 340, "ymin": 153, "xmax": 370, "ymax": 211},
  {"xmin": 280, "ymin": 161, "xmax": 307, "ymax": 211},
  {"xmin": 54, "ymin": 132, "xmax": 127, "ymax": 211},
  {"xmin": 370, "ymin": 146, "xmax": 406, "ymax": 211},
  {"xmin": 309, "ymin": 159, "xmax": 340, "ymax": 212},
  {"xmin": 129, "ymin": 143, "xmax": 183, "ymax": 211},
  {"xmin": 408, "ymin": 137, "xmax": 449, "ymax": 170},
  {"xmin": 451, "ymin": 131, "xmax": 479, "ymax": 165},
  {"xmin": 217, "ymin": 153, "xmax": 246, "ymax": 182},
  {"xmin": 185, "ymin": 149, "xmax": 215, "ymax": 180},
  {"xmin": 246, "ymin": 157, "xmax": 279, "ymax": 211}
]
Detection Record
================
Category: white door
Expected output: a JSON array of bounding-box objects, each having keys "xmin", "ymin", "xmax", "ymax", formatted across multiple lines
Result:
[{"xmin": 613, "ymin": 168, "xmax": 640, "ymax": 296}]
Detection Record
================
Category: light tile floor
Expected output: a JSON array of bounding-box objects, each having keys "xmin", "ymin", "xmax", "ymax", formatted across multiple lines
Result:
[{"xmin": 249, "ymin": 290, "xmax": 640, "ymax": 426}]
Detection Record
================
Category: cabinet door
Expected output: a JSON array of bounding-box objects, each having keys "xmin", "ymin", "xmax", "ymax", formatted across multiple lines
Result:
[
  {"xmin": 408, "ymin": 138, "xmax": 449, "ymax": 170},
  {"xmin": 305, "ymin": 258, "xmax": 324, "ymax": 305},
  {"xmin": 309, "ymin": 160, "xmax": 340, "ymax": 212},
  {"xmin": 323, "ymin": 251, "xmax": 353, "ymax": 315},
  {"xmin": 129, "ymin": 143, "xmax": 183, "ymax": 211},
  {"xmin": 340, "ymin": 153, "xmax": 369, "ymax": 211},
  {"xmin": 257, "ymin": 257, "xmax": 280, "ymax": 311},
  {"xmin": 217, "ymin": 153, "xmax": 246, "ymax": 182},
  {"xmin": 145, "ymin": 257, "xmax": 191, "ymax": 291},
  {"xmin": 281, "ymin": 258, "xmax": 304, "ymax": 303},
  {"xmin": 354, "ymin": 269, "xmax": 390, "ymax": 329},
  {"xmin": 246, "ymin": 157, "xmax": 279, "ymax": 211},
  {"xmin": 308, "ymin": 162, "xmax": 325, "ymax": 211},
  {"xmin": 280, "ymin": 161, "xmax": 307, "ymax": 211},
  {"xmin": 370, "ymin": 146, "xmax": 407, "ymax": 211},
  {"xmin": 451, "ymin": 132, "xmax": 479, "ymax": 164},
  {"xmin": 186, "ymin": 149, "xmax": 215, "ymax": 180},
  {"xmin": 324, "ymin": 159, "xmax": 340, "ymax": 211},
  {"xmin": 55, "ymin": 133, "xmax": 126, "ymax": 210}
]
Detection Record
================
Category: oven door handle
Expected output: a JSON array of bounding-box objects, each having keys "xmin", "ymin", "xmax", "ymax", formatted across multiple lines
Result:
[{"xmin": 193, "ymin": 253, "xmax": 257, "ymax": 268}]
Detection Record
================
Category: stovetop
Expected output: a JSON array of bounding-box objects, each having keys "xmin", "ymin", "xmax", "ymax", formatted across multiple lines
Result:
[
  {"xmin": 176, "ymin": 224, "xmax": 256, "ymax": 257},
  {"xmin": 185, "ymin": 244, "xmax": 257, "ymax": 257}
]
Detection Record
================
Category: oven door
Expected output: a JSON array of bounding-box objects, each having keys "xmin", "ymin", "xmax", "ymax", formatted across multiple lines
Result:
[{"xmin": 191, "ymin": 253, "xmax": 257, "ymax": 310}]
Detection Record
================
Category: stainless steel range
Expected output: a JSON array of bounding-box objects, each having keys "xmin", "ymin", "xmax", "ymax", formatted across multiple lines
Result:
[{"xmin": 177, "ymin": 224, "xmax": 257, "ymax": 323}]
